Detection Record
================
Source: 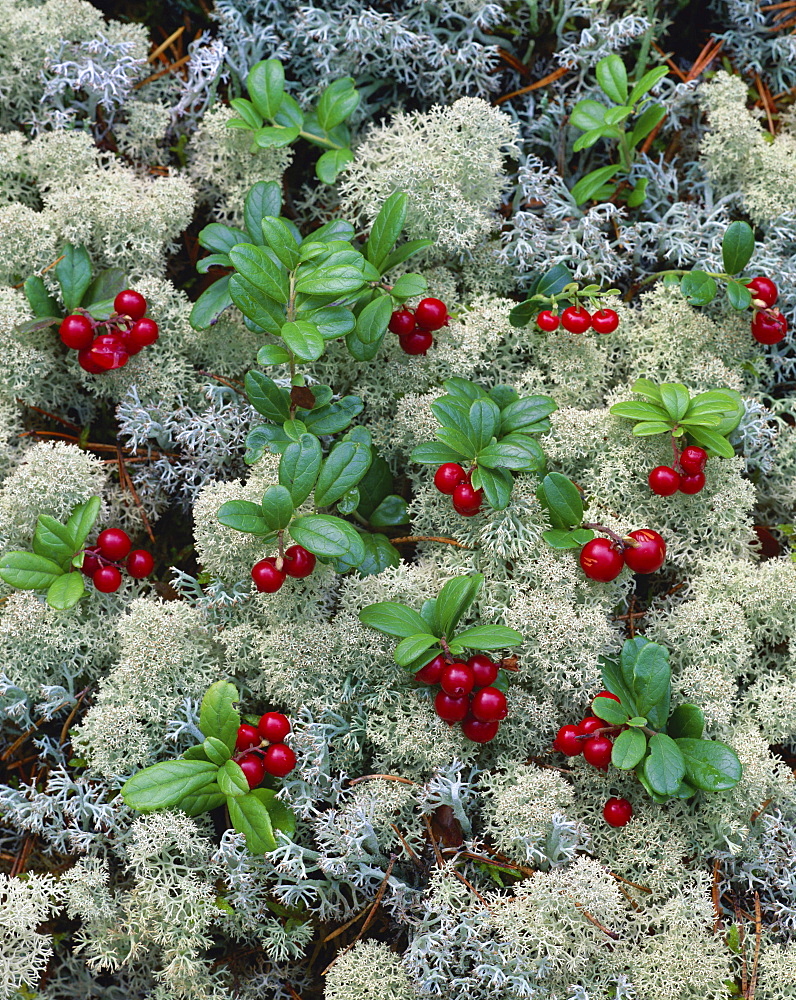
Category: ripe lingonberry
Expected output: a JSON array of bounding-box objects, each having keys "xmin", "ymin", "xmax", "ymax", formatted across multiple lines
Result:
[
  {"xmin": 59, "ymin": 314, "xmax": 94, "ymax": 349},
  {"xmin": 440, "ymin": 662, "xmax": 475, "ymax": 698},
  {"xmin": 415, "ymin": 653, "xmax": 446, "ymax": 685},
  {"xmin": 97, "ymin": 528, "xmax": 131, "ymax": 561},
  {"xmin": 746, "ymin": 276, "xmax": 778, "ymax": 308},
  {"xmin": 263, "ymin": 743, "xmax": 296, "ymax": 777},
  {"xmin": 461, "ymin": 715, "xmax": 500, "ymax": 743},
  {"xmin": 238, "ymin": 752, "xmax": 266, "ymax": 788},
  {"xmin": 282, "ymin": 544, "xmax": 316, "ymax": 578},
  {"xmin": 623, "ymin": 529, "xmax": 666, "ymax": 574},
  {"xmin": 434, "ymin": 463, "xmax": 468, "ymax": 495},
  {"xmin": 77, "ymin": 347, "xmax": 106, "ymax": 373},
  {"xmin": 414, "ymin": 297, "xmax": 448, "ymax": 331},
  {"xmin": 82, "ymin": 334, "xmax": 129, "ymax": 371},
  {"xmin": 536, "ymin": 310, "xmax": 560, "ymax": 332},
  {"xmin": 751, "ymin": 310, "xmax": 788, "ymax": 345},
  {"xmin": 93, "ymin": 565, "xmax": 122, "ymax": 593},
  {"xmin": 603, "ymin": 797, "xmax": 633, "ymax": 827},
  {"xmin": 591, "ymin": 308, "xmax": 619, "ymax": 334},
  {"xmin": 114, "ymin": 289, "xmax": 147, "ymax": 321},
  {"xmin": 470, "ymin": 686, "xmax": 507, "ymax": 722},
  {"xmin": 126, "ymin": 549, "xmax": 154, "ymax": 579},
  {"xmin": 560, "ymin": 306, "xmax": 591, "ymax": 334},
  {"xmin": 80, "ymin": 546, "xmax": 102, "ymax": 577},
  {"xmin": 388, "ymin": 309, "xmax": 416, "ymax": 335},
  {"xmin": 579, "ymin": 538, "xmax": 624, "ymax": 582},
  {"xmin": 434, "ymin": 690, "xmax": 469, "ymax": 723},
  {"xmin": 554, "ymin": 724, "xmax": 583, "ymax": 756},
  {"xmin": 577, "ymin": 716, "xmax": 604, "ymax": 737},
  {"xmin": 258, "ymin": 712, "xmax": 291, "ymax": 743},
  {"xmin": 468, "ymin": 654, "xmax": 498, "ymax": 688},
  {"xmin": 452, "ymin": 482, "xmax": 483, "ymax": 515},
  {"xmin": 399, "ymin": 329, "xmax": 433, "ymax": 355},
  {"xmin": 235, "ymin": 724, "xmax": 261, "ymax": 751},
  {"xmin": 648, "ymin": 466, "xmax": 680, "ymax": 496},
  {"xmin": 251, "ymin": 557, "xmax": 286, "ymax": 593},
  {"xmin": 582, "ymin": 735, "xmax": 613, "ymax": 770},
  {"xmin": 124, "ymin": 317, "xmax": 159, "ymax": 352},
  {"xmin": 679, "ymin": 446, "xmax": 708, "ymax": 474},
  {"xmin": 679, "ymin": 471, "xmax": 706, "ymax": 494}
]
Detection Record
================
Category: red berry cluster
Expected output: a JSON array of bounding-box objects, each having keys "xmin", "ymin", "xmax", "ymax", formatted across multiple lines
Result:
[
  {"xmin": 59, "ymin": 290, "xmax": 159, "ymax": 374},
  {"xmin": 747, "ymin": 276, "xmax": 788, "ymax": 345},
  {"xmin": 81, "ymin": 528, "xmax": 155, "ymax": 593},
  {"xmin": 416, "ymin": 653, "xmax": 508, "ymax": 743},
  {"xmin": 579, "ymin": 528, "xmax": 666, "ymax": 582},
  {"xmin": 432, "ymin": 462, "xmax": 483, "ymax": 517},
  {"xmin": 251, "ymin": 545, "xmax": 316, "ymax": 593},
  {"xmin": 536, "ymin": 307, "xmax": 619, "ymax": 335},
  {"xmin": 553, "ymin": 691, "xmax": 633, "ymax": 827},
  {"xmin": 234, "ymin": 712, "xmax": 296, "ymax": 787},
  {"xmin": 648, "ymin": 445, "xmax": 708, "ymax": 497},
  {"xmin": 388, "ymin": 297, "xmax": 449, "ymax": 355}
]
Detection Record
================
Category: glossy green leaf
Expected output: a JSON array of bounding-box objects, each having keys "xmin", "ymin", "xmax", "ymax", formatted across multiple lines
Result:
[
  {"xmin": 245, "ymin": 371, "xmax": 291, "ymax": 422},
  {"xmin": 626, "ymin": 176, "xmax": 649, "ymax": 208},
  {"xmin": 314, "ymin": 442, "xmax": 372, "ymax": 507},
  {"xmin": 199, "ymin": 680, "xmax": 241, "ymax": 751},
  {"xmin": 55, "ymin": 244, "xmax": 92, "ymax": 312},
  {"xmin": 245, "ymin": 424, "xmax": 291, "ymax": 464},
  {"xmin": 250, "ymin": 787, "xmax": 296, "ymax": 838},
  {"xmin": 279, "ymin": 435, "xmax": 322, "ymax": 506},
  {"xmin": 0, "ymin": 551, "xmax": 64, "ymax": 590},
  {"xmin": 391, "ymin": 272, "xmax": 427, "ymax": 302},
  {"xmin": 611, "ymin": 727, "xmax": 647, "ymax": 769},
  {"xmin": 437, "ymin": 427, "xmax": 477, "ymax": 460},
  {"xmin": 33, "ymin": 514, "xmax": 76, "ymax": 568},
  {"xmin": 229, "ymin": 244, "xmax": 289, "ymax": 303},
  {"xmin": 726, "ymin": 280, "xmax": 753, "ymax": 311},
  {"xmin": 596, "ymin": 54, "xmax": 628, "ymax": 104},
  {"xmin": 359, "ymin": 601, "xmax": 430, "ymax": 637},
  {"xmin": 381, "ymin": 238, "xmax": 433, "ymax": 273},
  {"xmin": 536, "ymin": 473, "xmax": 583, "ymax": 529},
  {"xmin": 626, "ymin": 639, "xmax": 670, "ymax": 730},
  {"xmin": 355, "ymin": 454, "xmax": 392, "ymax": 519},
  {"xmin": 304, "ymin": 305, "xmax": 355, "ymax": 340},
  {"xmin": 631, "ymin": 420, "xmax": 673, "ymax": 436},
  {"xmin": 631, "ymin": 378, "xmax": 663, "ymax": 403},
  {"xmin": 46, "ymin": 572, "xmax": 85, "ymax": 610},
  {"xmin": 259, "ymin": 217, "xmax": 300, "ymax": 270},
  {"xmin": 179, "ymin": 783, "xmax": 226, "ymax": 817},
  {"xmin": 369, "ymin": 495, "xmax": 409, "ymax": 527},
  {"xmin": 196, "ymin": 253, "xmax": 231, "ymax": 275},
  {"xmin": 436, "ymin": 574, "xmax": 482, "ymax": 638},
  {"xmin": 680, "ymin": 270, "xmax": 717, "ymax": 306},
  {"xmin": 229, "ymin": 274, "xmax": 284, "ymax": 335},
  {"xmin": 65, "ymin": 497, "xmax": 101, "ymax": 551},
  {"xmin": 454, "ymin": 623, "xmax": 523, "ymax": 651},
  {"xmin": 573, "ymin": 126, "xmax": 611, "ymax": 152},
  {"xmin": 604, "ymin": 105, "xmax": 633, "ymax": 126},
  {"xmin": 280, "ymin": 320, "xmax": 324, "ymax": 361},
  {"xmin": 248, "ymin": 59, "xmax": 286, "ymax": 119},
  {"xmin": 499, "ymin": 395, "xmax": 557, "ymax": 434},
  {"xmin": 667, "ymin": 703, "xmax": 704, "ymax": 740},
  {"xmin": 543, "ymin": 528, "xmax": 584, "ymax": 550},
  {"xmin": 468, "ymin": 397, "xmax": 500, "ymax": 451},
  {"xmin": 570, "ymin": 99, "xmax": 609, "ymax": 132},
  {"xmin": 600, "ymin": 655, "xmax": 637, "ymax": 715},
  {"xmin": 230, "ymin": 97, "xmax": 262, "ymax": 129},
  {"xmin": 571, "ymin": 165, "xmax": 618, "ymax": 205},
  {"xmin": 316, "ymin": 147, "xmax": 354, "ymax": 183},
  {"xmin": 592, "ymin": 697, "xmax": 629, "ymax": 725},
  {"xmin": 202, "ymin": 737, "xmax": 232, "ymax": 766},
  {"xmin": 644, "ymin": 733, "xmax": 685, "ymax": 795},
  {"xmin": 316, "ymin": 77, "xmax": 360, "ymax": 130},
  {"xmin": 218, "ymin": 759, "xmax": 250, "ymax": 797},
  {"xmin": 190, "ymin": 274, "xmax": 232, "ymax": 330},
  {"xmin": 365, "ymin": 192, "xmax": 407, "ymax": 270},
  {"xmin": 478, "ymin": 435, "xmax": 544, "ymax": 471},
  {"xmin": 722, "ymin": 220, "xmax": 755, "ymax": 276},
  {"xmin": 410, "ymin": 442, "xmax": 468, "ymax": 465},
  {"xmin": 659, "ymin": 383, "xmax": 691, "ymax": 422},
  {"xmin": 289, "ymin": 514, "xmax": 365, "ymax": 563},
  {"xmin": 610, "ymin": 400, "xmax": 671, "ymax": 422},
  {"xmin": 257, "ymin": 344, "xmax": 292, "ymax": 366},
  {"xmin": 260, "ymin": 485, "xmax": 294, "ymax": 531},
  {"xmin": 394, "ymin": 632, "xmax": 440, "ymax": 666},
  {"xmin": 686, "ymin": 426, "xmax": 735, "ymax": 458},
  {"xmin": 23, "ymin": 275, "xmax": 58, "ymax": 318},
  {"xmin": 628, "ymin": 65, "xmax": 668, "ymax": 106},
  {"xmin": 228, "ymin": 790, "xmax": 277, "ymax": 853},
  {"xmin": 301, "ymin": 396, "xmax": 363, "ymax": 435},
  {"xmin": 244, "ymin": 181, "xmax": 282, "ymax": 241},
  {"xmin": 628, "ymin": 104, "xmax": 666, "ymax": 148},
  {"xmin": 198, "ymin": 223, "xmax": 250, "ymax": 254},
  {"xmin": 217, "ymin": 500, "xmax": 270, "ymax": 534},
  {"xmin": 121, "ymin": 759, "xmax": 219, "ymax": 812},
  {"xmin": 255, "ymin": 124, "xmax": 300, "ymax": 148},
  {"xmin": 675, "ymin": 738, "xmax": 742, "ymax": 792},
  {"xmin": 477, "ymin": 465, "xmax": 513, "ymax": 510}
]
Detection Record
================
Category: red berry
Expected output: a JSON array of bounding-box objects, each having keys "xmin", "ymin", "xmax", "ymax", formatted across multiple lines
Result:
[
  {"xmin": 81, "ymin": 333, "xmax": 129, "ymax": 371},
  {"xmin": 467, "ymin": 654, "xmax": 498, "ymax": 688},
  {"xmin": 579, "ymin": 538, "xmax": 624, "ymax": 582},
  {"xmin": 251, "ymin": 557, "xmax": 286, "ymax": 593},
  {"xmin": 461, "ymin": 715, "xmax": 500, "ymax": 743},
  {"xmin": 603, "ymin": 797, "xmax": 633, "ymax": 827},
  {"xmin": 399, "ymin": 329, "xmax": 433, "ymax": 355},
  {"xmin": 282, "ymin": 544, "xmax": 315, "ymax": 579},
  {"xmin": 238, "ymin": 752, "xmax": 266, "ymax": 788},
  {"xmin": 582, "ymin": 735, "xmax": 613, "ymax": 770},
  {"xmin": 746, "ymin": 276, "xmax": 778, "ymax": 308},
  {"xmin": 434, "ymin": 690, "xmax": 469, "ymax": 723},
  {"xmin": 554, "ymin": 724, "xmax": 582, "ymax": 756},
  {"xmin": 123, "ymin": 317, "xmax": 159, "ymax": 353},
  {"xmin": 388, "ymin": 309, "xmax": 416, "ymax": 335},
  {"xmin": 751, "ymin": 310, "xmax": 788, "ymax": 345},
  {"xmin": 560, "ymin": 306, "xmax": 591, "ymax": 334},
  {"xmin": 415, "ymin": 653, "xmax": 446, "ymax": 685},
  {"xmin": 679, "ymin": 446, "xmax": 708, "ymax": 474},
  {"xmin": 80, "ymin": 546, "xmax": 102, "ymax": 577},
  {"xmin": 536, "ymin": 310, "xmax": 560, "ymax": 332},
  {"xmin": 590, "ymin": 308, "xmax": 619, "ymax": 334},
  {"xmin": 440, "ymin": 662, "xmax": 475, "ymax": 698},
  {"xmin": 648, "ymin": 466, "xmax": 680, "ymax": 496},
  {"xmin": 414, "ymin": 297, "xmax": 448, "ymax": 331},
  {"xmin": 452, "ymin": 482, "xmax": 483, "ymax": 514},
  {"xmin": 59, "ymin": 314, "xmax": 94, "ymax": 349},
  {"xmin": 434, "ymin": 463, "xmax": 468, "ymax": 495},
  {"xmin": 93, "ymin": 565, "xmax": 122, "ymax": 593},
  {"xmin": 77, "ymin": 347, "xmax": 106, "ymax": 373},
  {"xmin": 97, "ymin": 528, "xmax": 131, "ymax": 561},
  {"xmin": 577, "ymin": 716, "xmax": 604, "ymax": 737},
  {"xmin": 679, "ymin": 471, "xmax": 706, "ymax": 495},
  {"xmin": 623, "ymin": 529, "xmax": 666, "ymax": 574},
  {"xmin": 114, "ymin": 289, "xmax": 147, "ymax": 321},
  {"xmin": 592, "ymin": 690, "xmax": 620, "ymax": 706},
  {"xmin": 126, "ymin": 549, "xmax": 154, "ymax": 579},
  {"xmin": 258, "ymin": 712, "xmax": 291, "ymax": 743},
  {"xmin": 470, "ymin": 686, "xmax": 508, "ymax": 723},
  {"xmin": 235, "ymin": 724, "xmax": 261, "ymax": 751},
  {"xmin": 263, "ymin": 742, "xmax": 296, "ymax": 777}
]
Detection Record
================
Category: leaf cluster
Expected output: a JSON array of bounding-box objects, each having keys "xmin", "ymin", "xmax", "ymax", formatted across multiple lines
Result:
[
  {"xmin": 121, "ymin": 681, "xmax": 296, "ymax": 853},
  {"xmin": 536, "ymin": 473, "xmax": 595, "ymax": 550},
  {"xmin": 508, "ymin": 264, "xmax": 620, "ymax": 329},
  {"xmin": 675, "ymin": 221, "xmax": 757, "ymax": 310},
  {"xmin": 410, "ymin": 377, "xmax": 557, "ymax": 510}
]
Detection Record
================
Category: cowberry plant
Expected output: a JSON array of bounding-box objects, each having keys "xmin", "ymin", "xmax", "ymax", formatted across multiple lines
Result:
[
  {"xmin": 410, "ymin": 377, "xmax": 556, "ymax": 512},
  {"xmin": 121, "ymin": 681, "xmax": 296, "ymax": 854},
  {"xmin": 568, "ymin": 54, "xmax": 669, "ymax": 206},
  {"xmin": 507, "ymin": 263, "xmax": 622, "ymax": 334},
  {"xmin": 555, "ymin": 637, "xmax": 742, "ymax": 809},
  {"xmin": 227, "ymin": 58, "xmax": 360, "ymax": 183}
]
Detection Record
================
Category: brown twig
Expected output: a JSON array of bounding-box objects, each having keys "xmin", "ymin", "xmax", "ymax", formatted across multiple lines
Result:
[
  {"xmin": 750, "ymin": 798, "xmax": 772, "ymax": 823},
  {"xmin": 15, "ymin": 401, "xmax": 81, "ymax": 432},
  {"xmin": 572, "ymin": 900, "xmax": 620, "ymax": 939},
  {"xmin": 348, "ymin": 774, "xmax": 416, "ymax": 787},
  {"xmin": 12, "ymin": 254, "xmax": 65, "ymax": 289},
  {"xmin": 321, "ymin": 855, "xmax": 397, "ymax": 976},
  {"xmin": 754, "ymin": 73, "xmax": 777, "ymax": 134},
  {"xmin": 610, "ymin": 871, "xmax": 652, "ymax": 894},
  {"xmin": 197, "ymin": 371, "xmax": 246, "ymax": 395},
  {"xmin": 494, "ymin": 63, "xmax": 573, "ymax": 106},
  {"xmin": 10, "ymin": 834, "xmax": 36, "ymax": 877},
  {"xmin": 148, "ymin": 26, "xmax": 185, "ymax": 63},
  {"xmin": 712, "ymin": 859, "xmax": 723, "ymax": 932},
  {"xmin": 134, "ymin": 53, "xmax": 191, "ymax": 90},
  {"xmin": 58, "ymin": 686, "xmax": 91, "ymax": 747},
  {"xmin": 749, "ymin": 892, "xmax": 761, "ymax": 999},
  {"xmin": 116, "ymin": 447, "xmax": 156, "ymax": 545},
  {"xmin": 389, "ymin": 536, "xmax": 473, "ymax": 549},
  {"xmin": 735, "ymin": 896, "xmax": 748, "ymax": 997}
]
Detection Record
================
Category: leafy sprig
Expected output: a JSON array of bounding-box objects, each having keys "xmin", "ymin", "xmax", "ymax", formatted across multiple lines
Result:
[{"xmin": 508, "ymin": 264, "xmax": 621, "ymax": 329}]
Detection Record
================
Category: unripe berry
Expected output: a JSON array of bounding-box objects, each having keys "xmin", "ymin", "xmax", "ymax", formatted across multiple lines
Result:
[
  {"xmin": 415, "ymin": 653, "xmax": 446, "ymax": 685},
  {"xmin": 467, "ymin": 654, "xmax": 498, "ymax": 688},
  {"xmin": 97, "ymin": 528, "xmax": 131, "ymax": 561},
  {"xmin": 582, "ymin": 735, "xmax": 613, "ymax": 770},
  {"xmin": 554, "ymin": 724, "xmax": 582, "ymax": 756},
  {"xmin": 114, "ymin": 289, "xmax": 147, "ymax": 321},
  {"xmin": 576, "ymin": 716, "xmax": 604, "ymax": 737},
  {"xmin": 388, "ymin": 308, "xmax": 416, "ymax": 335},
  {"xmin": 746, "ymin": 276, "xmax": 778, "ymax": 308},
  {"xmin": 603, "ymin": 796, "xmax": 633, "ymax": 827},
  {"xmin": 470, "ymin": 686, "xmax": 507, "ymax": 722},
  {"xmin": 751, "ymin": 310, "xmax": 788, "ymax": 345},
  {"xmin": 282, "ymin": 544, "xmax": 315, "ymax": 578},
  {"xmin": 93, "ymin": 565, "xmax": 122, "ymax": 593},
  {"xmin": 648, "ymin": 466, "xmax": 680, "ymax": 496},
  {"xmin": 59, "ymin": 314, "xmax": 94, "ymax": 349},
  {"xmin": 434, "ymin": 690, "xmax": 469, "ymax": 723},
  {"xmin": 399, "ymin": 329, "xmax": 433, "ymax": 355},
  {"xmin": 590, "ymin": 308, "xmax": 619, "ymax": 334},
  {"xmin": 452, "ymin": 482, "xmax": 482, "ymax": 515},
  {"xmin": 440, "ymin": 662, "xmax": 475, "ymax": 698},
  {"xmin": 258, "ymin": 712, "xmax": 291, "ymax": 743},
  {"xmin": 414, "ymin": 297, "xmax": 448, "ymax": 331},
  {"xmin": 679, "ymin": 446, "xmax": 708, "ymax": 474},
  {"xmin": 679, "ymin": 471, "xmax": 706, "ymax": 495},
  {"xmin": 235, "ymin": 724, "xmax": 261, "ymax": 751},
  {"xmin": 251, "ymin": 557, "xmax": 286, "ymax": 593},
  {"xmin": 434, "ymin": 463, "xmax": 468, "ymax": 495},
  {"xmin": 126, "ymin": 549, "xmax": 154, "ymax": 579},
  {"xmin": 536, "ymin": 310, "xmax": 560, "ymax": 332},
  {"xmin": 560, "ymin": 305, "xmax": 591, "ymax": 334},
  {"xmin": 579, "ymin": 538, "xmax": 624, "ymax": 582},
  {"xmin": 262, "ymin": 743, "xmax": 296, "ymax": 777},
  {"xmin": 461, "ymin": 715, "xmax": 499, "ymax": 743},
  {"xmin": 238, "ymin": 752, "xmax": 266, "ymax": 788},
  {"xmin": 623, "ymin": 529, "xmax": 666, "ymax": 574}
]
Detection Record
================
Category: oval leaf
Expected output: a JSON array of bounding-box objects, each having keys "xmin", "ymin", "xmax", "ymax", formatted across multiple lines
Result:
[
  {"xmin": 675, "ymin": 738, "xmax": 742, "ymax": 792},
  {"xmin": 121, "ymin": 760, "xmax": 219, "ymax": 812},
  {"xmin": 611, "ymin": 727, "xmax": 647, "ymax": 770}
]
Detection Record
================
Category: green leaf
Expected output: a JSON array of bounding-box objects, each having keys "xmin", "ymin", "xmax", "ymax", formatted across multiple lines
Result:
[
  {"xmin": 644, "ymin": 733, "xmax": 685, "ymax": 795},
  {"xmin": 229, "ymin": 244, "xmax": 289, "ymax": 303},
  {"xmin": 33, "ymin": 514, "xmax": 76, "ymax": 568},
  {"xmin": 217, "ymin": 500, "xmax": 270, "ymax": 535},
  {"xmin": 279, "ymin": 435, "xmax": 322, "ymax": 506},
  {"xmin": 631, "ymin": 378, "xmax": 663, "ymax": 403},
  {"xmin": 611, "ymin": 727, "xmax": 647, "ymax": 770},
  {"xmin": 245, "ymin": 424, "xmax": 291, "ymax": 463},
  {"xmin": 359, "ymin": 601, "xmax": 430, "ymax": 637},
  {"xmin": 280, "ymin": 320, "xmax": 325, "ymax": 361},
  {"xmin": 179, "ymin": 783, "xmax": 226, "ymax": 817},
  {"xmin": 634, "ymin": 766, "xmax": 672, "ymax": 804},
  {"xmin": 658, "ymin": 383, "xmax": 691, "ymax": 422},
  {"xmin": 46, "ymin": 572, "xmax": 85, "ymax": 610},
  {"xmin": 230, "ymin": 97, "xmax": 262, "ymax": 129},
  {"xmin": 453, "ymin": 623, "xmax": 523, "ymax": 651},
  {"xmin": 196, "ymin": 253, "xmax": 231, "ymax": 275},
  {"xmin": 255, "ymin": 125, "xmax": 299, "ymax": 150},
  {"xmin": 190, "ymin": 274, "xmax": 232, "ymax": 329},
  {"xmin": 536, "ymin": 473, "xmax": 583, "ymax": 529},
  {"xmin": 55, "ymin": 244, "xmax": 92, "ymax": 313},
  {"xmin": 686, "ymin": 426, "xmax": 736, "ymax": 458},
  {"xmin": 477, "ymin": 466, "xmax": 513, "ymax": 511},
  {"xmin": 314, "ymin": 442, "xmax": 372, "ymax": 507},
  {"xmin": 536, "ymin": 264, "xmax": 575, "ymax": 298},
  {"xmin": 596, "ymin": 54, "xmax": 629, "ymax": 104},
  {"xmin": 628, "ymin": 104, "xmax": 666, "ymax": 148},
  {"xmin": 121, "ymin": 759, "xmax": 219, "ymax": 812},
  {"xmin": 198, "ymin": 223, "xmax": 250, "ymax": 254},
  {"xmin": 499, "ymin": 396, "xmax": 557, "ymax": 434},
  {"xmin": 369, "ymin": 495, "xmax": 409, "ymax": 527},
  {"xmin": 355, "ymin": 454, "xmax": 392, "ymax": 519},
  {"xmin": 680, "ymin": 270, "xmax": 717, "ymax": 306},
  {"xmin": 261, "ymin": 485, "xmax": 295, "ymax": 531},
  {"xmin": 218, "ymin": 759, "xmax": 250, "ymax": 798},
  {"xmin": 391, "ymin": 272, "xmax": 428, "ymax": 302},
  {"xmin": 722, "ymin": 220, "xmax": 755, "ymax": 276},
  {"xmin": 488, "ymin": 385, "xmax": 519, "ymax": 408},
  {"xmin": 592, "ymin": 697, "xmax": 629, "ymax": 725},
  {"xmin": 316, "ymin": 77, "xmax": 360, "ymax": 130},
  {"xmin": 289, "ymin": 514, "xmax": 365, "ymax": 563},
  {"xmin": 411, "ymin": 442, "xmax": 468, "ymax": 465},
  {"xmin": 199, "ymin": 681, "xmax": 241, "ymax": 751},
  {"xmin": 570, "ymin": 99, "xmax": 609, "ymax": 132},
  {"xmin": 304, "ymin": 305, "xmax": 355, "ymax": 340},
  {"xmin": 250, "ymin": 787, "xmax": 296, "ymax": 837},
  {"xmin": 675, "ymin": 738, "xmax": 742, "ymax": 792},
  {"xmin": 478, "ymin": 436, "xmax": 544, "ymax": 471},
  {"xmin": 23, "ymin": 275, "xmax": 58, "ymax": 318},
  {"xmin": 627, "ymin": 639, "xmax": 671, "ymax": 730},
  {"xmin": 295, "ymin": 264, "xmax": 366, "ymax": 296},
  {"xmin": 316, "ymin": 147, "xmax": 354, "ymax": 183},
  {"xmin": 65, "ymin": 497, "xmax": 100, "ymax": 551},
  {"xmin": 468, "ymin": 397, "xmax": 501, "ymax": 451},
  {"xmin": 726, "ymin": 280, "xmax": 753, "ymax": 311},
  {"xmin": 610, "ymin": 400, "xmax": 671, "ymax": 422},
  {"xmin": 573, "ymin": 127, "xmax": 612, "ymax": 152},
  {"xmin": 354, "ymin": 294, "xmax": 393, "ymax": 346},
  {"xmin": 228, "ymin": 790, "xmax": 277, "ymax": 853},
  {"xmin": 301, "ymin": 396, "xmax": 363, "ymax": 435},
  {"xmin": 274, "ymin": 92, "xmax": 304, "ymax": 130},
  {"xmin": 260, "ymin": 217, "xmax": 300, "ymax": 270},
  {"xmin": 394, "ymin": 633, "xmax": 441, "ymax": 666},
  {"xmin": 628, "ymin": 65, "xmax": 668, "ymax": 106},
  {"xmin": 543, "ymin": 528, "xmax": 585, "ymax": 550},
  {"xmin": 229, "ymin": 274, "xmax": 285, "ymax": 335},
  {"xmin": 245, "ymin": 371, "xmax": 291, "ymax": 422},
  {"xmin": 626, "ymin": 177, "xmax": 649, "ymax": 208},
  {"xmin": 627, "ymin": 717, "xmax": 647, "ymax": 727},
  {"xmin": 0, "ymin": 551, "xmax": 64, "ymax": 590},
  {"xmin": 244, "ymin": 181, "xmax": 282, "ymax": 241},
  {"xmin": 381, "ymin": 239, "xmax": 434, "ymax": 273},
  {"xmin": 437, "ymin": 574, "xmax": 483, "ymax": 637},
  {"xmin": 337, "ymin": 487, "xmax": 360, "ymax": 515},
  {"xmin": 571, "ymin": 165, "xmax": 618, "ymax": 205},
  {"xmin": 667, "ymin": 704, "xmax": 704, "ymax": 740},
  {"xmin": 247, "ymin": 59, "xmax": 285, "ymax": 119},
  {"xmin": 366, "ymin": 192, "xmax": 407, "ymax": 270},
  {"xmin": 603, "ymin": 105, "xmax": 633, "ymax": 126},
  {"xmin": 600, "ymin": 655, "xmax": 638, "ymax": 715},
  {"xmin": 632, "ymin": 421, "xmax": 673, "ymax": 436},
  {"xmin": 436, "ymin": 427, "xmax": 477, "ymax": 461},
  {"xmin": 202, "ymin": 737, "xmax": 232, "ymax": 766},
  {"xmin": 257, "ymin": 344, "xmax": 292, "ymax": 366}
]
